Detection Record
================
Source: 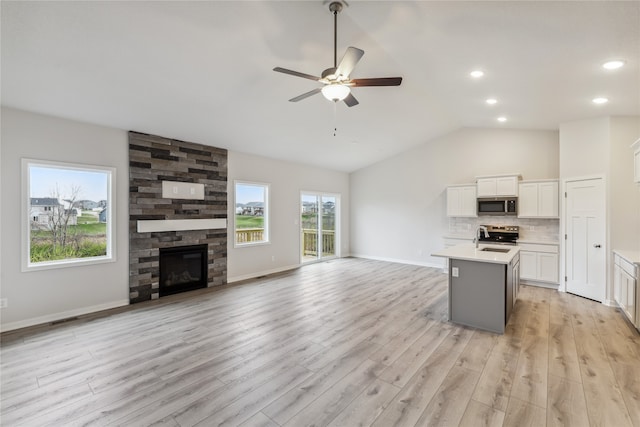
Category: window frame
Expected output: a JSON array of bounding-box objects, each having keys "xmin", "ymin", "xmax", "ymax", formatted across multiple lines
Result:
[
  {"xmin": 234, "ymin": 180, "xmax": 270, "ymax": 248},
  {"xmin": 22, "ymin": 158, "xmax": 116, "ymax": 272}
]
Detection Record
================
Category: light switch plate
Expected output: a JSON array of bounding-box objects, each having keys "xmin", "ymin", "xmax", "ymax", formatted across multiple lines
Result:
[{"xmin": 452, "ymin": 267, "xmax": 459, "ymax": 277}]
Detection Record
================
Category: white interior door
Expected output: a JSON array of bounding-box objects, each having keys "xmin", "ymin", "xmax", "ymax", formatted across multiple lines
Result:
[{"xmin": 565, "ymin": 178, "xmax": 606, "ymax": 302}]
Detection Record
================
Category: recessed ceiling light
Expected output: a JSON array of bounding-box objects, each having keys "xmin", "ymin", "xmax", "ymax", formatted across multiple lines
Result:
[
  {"xmin": 497, "ymin": 116, "xmax": 507, "ymax": 122},
  {"xmin": 592, "ymin": 97, "xmax": 609, "ymax": 104},
  {"xmin": 486, "ymin": 98, "xmax": 498, "ymax": 105},
  {"xmin": 470, "ymin": 70, "xmax": 484, "ymax": 78},
  {"xmin": 602, "ymin": 60, "xmax": 625, "ymax": 70}
]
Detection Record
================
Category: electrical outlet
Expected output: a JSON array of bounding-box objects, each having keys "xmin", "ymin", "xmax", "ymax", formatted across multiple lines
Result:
[
  {"xmin": 271, "ymin": 255, "xmax": 275, "ymax": 262},
  {"xmin": 0, "ymin": 298, "xmax": 7, "ymax": 308},
  {"xmin": 452, "ymin": 267, "xmax": 459, "ymax": 277}
]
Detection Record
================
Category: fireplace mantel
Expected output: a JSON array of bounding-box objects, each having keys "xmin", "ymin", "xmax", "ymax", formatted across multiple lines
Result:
[{"xmin": 137, "ymin": 218, "xmax": 227, "ymax": 233}]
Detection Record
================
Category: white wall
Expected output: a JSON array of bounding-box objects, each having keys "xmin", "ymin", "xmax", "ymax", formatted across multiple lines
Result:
[
  {"xmin": 609, "ymin": 116, "xmax": 640, "ymax": 253},
  {"xmin": 558, "ymin": 115, "xmax": 640, "ymax": 303},
  {"xmin": 350, "ymin": 127, "xmax": 559, "ymax": 267},
  {"xmin": 559, "ymin": 117, "xmax": 610, "ymax": 179},
  {"xmin": 227, "ymin": 151, "xmax": 350, "ymax": 282},
  {"xmin": 1, "ymin": 108, "xmax": 130, "ymax": 331}
]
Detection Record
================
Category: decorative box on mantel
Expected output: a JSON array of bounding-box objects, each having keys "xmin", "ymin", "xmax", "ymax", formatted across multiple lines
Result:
[{"xmin": 128, "ymin": 131, "xmax": 228, "ymax": 303}]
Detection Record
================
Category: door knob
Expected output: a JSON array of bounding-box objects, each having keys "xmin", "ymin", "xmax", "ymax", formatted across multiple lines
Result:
[{"xmin": 593, "ymin": 244, "xmax": 601, "ymax": 248}]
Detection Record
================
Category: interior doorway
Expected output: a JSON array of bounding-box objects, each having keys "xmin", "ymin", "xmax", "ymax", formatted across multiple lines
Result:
[
  {"xmin": 300, "ymin": 192, "xmax": 339, "ymax": 264},
  {"xmin": 564, "ymin": 177, "xmax": 606, "ymax": 302}
]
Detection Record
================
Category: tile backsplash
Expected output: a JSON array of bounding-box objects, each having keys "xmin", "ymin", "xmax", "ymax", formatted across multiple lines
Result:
[{"xmin": 448, "ymin": 217, "xmax": 560, "ymax": 242}]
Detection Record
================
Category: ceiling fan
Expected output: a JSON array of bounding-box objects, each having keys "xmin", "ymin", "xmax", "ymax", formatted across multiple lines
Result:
[{"xmin": 273, "ymin": 1, "xmax": 402, "ymax": 107}]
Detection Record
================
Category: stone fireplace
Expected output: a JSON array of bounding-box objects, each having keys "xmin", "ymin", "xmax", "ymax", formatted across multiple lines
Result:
[{"xmin": 128, "ymin": 131, "xmax": 227, "ymax": 303}]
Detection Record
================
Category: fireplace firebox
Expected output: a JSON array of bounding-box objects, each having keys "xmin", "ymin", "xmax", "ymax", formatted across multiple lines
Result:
[{"xmin": 159, "ymin": 244, "xmax": 208, "ymax": 297}]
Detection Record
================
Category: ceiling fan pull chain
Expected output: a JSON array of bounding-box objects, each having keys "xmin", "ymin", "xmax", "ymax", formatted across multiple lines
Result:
[{"xmin": 333, "ymin": 101, "xmax": 338, "ymax": 137}]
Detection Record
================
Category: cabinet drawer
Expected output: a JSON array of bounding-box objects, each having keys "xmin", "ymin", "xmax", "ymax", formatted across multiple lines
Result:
[{"xmin": 618, "ymin": 257, "xmax": 637, "ymax": 278}]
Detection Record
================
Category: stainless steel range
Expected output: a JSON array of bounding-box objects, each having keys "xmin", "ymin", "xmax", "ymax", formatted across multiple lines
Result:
[{"xmin": 478, "ymin": 225, "xmax": 519, "ymax": 245}]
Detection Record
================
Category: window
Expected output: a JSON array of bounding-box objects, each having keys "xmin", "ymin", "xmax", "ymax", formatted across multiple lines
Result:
[
  {"xmin": 23, "ymin": 159, "xmax": 115, "ymax": 271},
  {"xmin": 234, "ymin": 181, "xmax": 269, "ymax": 246}
]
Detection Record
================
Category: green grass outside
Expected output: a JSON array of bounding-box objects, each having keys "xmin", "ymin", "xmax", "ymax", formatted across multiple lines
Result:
[
  {"xmin": 30, "ymin": 222, "xmax": 107, "ymax": 262},
  {"xmin": 235, "ymin": 215, "xmax": 264, "ymax": 229},
  {"xmin": 31, "ymin": 222, "xmax": 106, "ymax": 238},
  {"xmin": 30, "ymin": 241, "xmax": 107, "ymax": 262},
  {"xmin": 77, "ymin": 213, "xmax": 99, "ymax": 224}
]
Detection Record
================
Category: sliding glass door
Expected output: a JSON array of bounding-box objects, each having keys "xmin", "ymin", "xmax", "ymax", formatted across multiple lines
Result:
[{"xmin": 301, "ymin": 192, "xmax": 339, "ymax": 263}]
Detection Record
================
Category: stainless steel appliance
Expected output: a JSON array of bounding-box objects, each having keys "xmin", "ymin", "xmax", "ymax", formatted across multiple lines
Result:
[
  {"xmin": 477, "ymin": 197, "xmax": 517, "ymax": 216},
  {"xmin": 478, "ymin": 225, "xmax": 519, "ymax": 245}
]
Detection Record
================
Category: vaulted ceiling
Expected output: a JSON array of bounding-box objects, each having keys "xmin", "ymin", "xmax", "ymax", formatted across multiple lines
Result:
[{"xmin": 2, "ymin": 1, "xmax": 639, "ymax": 172}]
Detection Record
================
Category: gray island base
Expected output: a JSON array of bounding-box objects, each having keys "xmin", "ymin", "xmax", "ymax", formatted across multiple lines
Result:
[{"xmin": 432, "ymin": 243, "xmax": 521, "ymax": 334}]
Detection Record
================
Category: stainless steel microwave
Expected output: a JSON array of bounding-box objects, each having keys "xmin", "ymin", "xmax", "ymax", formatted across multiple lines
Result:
[{"xmin": 477, "ymin": 197, "xmax": 517, "ymax": 216}]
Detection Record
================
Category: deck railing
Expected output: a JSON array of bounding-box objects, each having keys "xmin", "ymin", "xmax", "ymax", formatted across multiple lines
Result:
[
  {"xmin": 235, "ymin": 228, "xmax": 265, "ymax": 244},
  {"xmin": 235, "ymin": 228, "xmax": 335, "ymax": 257},
  {"xmin": 302, "ymin": 229, "xmax": 335, "ymax": 256}
]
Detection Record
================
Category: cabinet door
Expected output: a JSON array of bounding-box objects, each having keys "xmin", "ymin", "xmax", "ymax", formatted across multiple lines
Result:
[
  {"xmin": 538, "ymin": 253, "xmax": 559, "ymax": 282},
  {"xmin": 496, "ymin": 176, "xmax": 518, "ymax": 196},
  {"xmin": 520, "ymin": 251, "xmax": 537, "ymax": 280},
  {"xmin": 634, "ymin": 149, "xmax": 640, "ymax": 183},
  {"xmin": 538, "ymin": 181, "xmax": 559, "ymax": 217},
  {"xmin": 614, "ymin": 261, "xmax": 623, "ymax": 307},
  {"xmin": 460, "ymin": 186, "xmax": 477, "ymax": 217},
  {"xmin": 447, "ymin": 186, "xmax": 477, "ymax": 217},
  {"xmin": 622, "ymin": 270, "xmax": 636, "ymax": 324},
  {"xmin": 477, "ymin": 179, "xmax": 497, "ymax": 197},
  {"xmin": 446, "ymin": 187, "xmax": 461, "ymax": 217},
  {"xmin": 513, "ymin": 262, "xmax": 520, "ymax": 304},
  {"xmin": 518, "ymin": 183, "xmax": 538, "ymax": 217}
]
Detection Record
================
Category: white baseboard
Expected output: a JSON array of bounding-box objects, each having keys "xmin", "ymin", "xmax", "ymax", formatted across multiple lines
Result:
[
  {"xmin": 349, "ymin": 253, "xmax": 443, "ymax": 269},
  {"xmin": 228, "ymin": 264, "xmax": 301, "ymax": 283},
  {"xmin": 0, "ymin": 299, "xmax": 130, "ymax": 333},
  {"xmin": 520, "ymin": 280, "xmax": 559, "ymax": 290}
]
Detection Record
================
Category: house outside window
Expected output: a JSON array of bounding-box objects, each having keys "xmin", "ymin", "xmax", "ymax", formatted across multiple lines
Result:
[
  {"xmin": 23, "ymin": 159, "xmax": 115, "ymax": 271},
  {"xmin": 234, "ymin": 181, "xmax": 269, "ymax": 246}
]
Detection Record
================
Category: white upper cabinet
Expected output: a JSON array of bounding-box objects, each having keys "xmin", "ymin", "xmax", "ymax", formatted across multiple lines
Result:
[
  {"xmin": 633, "ymin": 138, "xmax": 640, "ymax": 183},
  {"xmin": 518, "ymin": 180, "xmax": 559, "ymax": 218},
  {"xmin": 446, "ymin": 185, "xmax": 477, "ymax": 217},
  {"xmin": 476, "ymin": 174, "xmax": 520, "ymax": 197}
]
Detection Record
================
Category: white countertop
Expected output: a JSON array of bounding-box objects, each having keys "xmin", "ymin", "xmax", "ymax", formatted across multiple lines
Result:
[
  {"xmin": 517, "ymin": 239, "xmax": 560, "ymax": 245},
  {"xmin": 613, "ymin": 249, "xmax": 640, "ymax": 266},
  {"xmin": 432, "ymin": 243, "xmax": 520, "ymax": 265}
]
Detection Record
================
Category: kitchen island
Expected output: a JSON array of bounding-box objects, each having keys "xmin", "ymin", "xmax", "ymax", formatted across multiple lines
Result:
[{"xmin": 432, "ymin": 243, "xmax": 520, "ymax": 334}]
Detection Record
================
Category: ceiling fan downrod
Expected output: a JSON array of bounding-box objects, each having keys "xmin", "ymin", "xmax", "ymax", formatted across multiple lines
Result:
[{"xmin": 329, "ymin": 1, "xmax": 343, "ymax": 68}]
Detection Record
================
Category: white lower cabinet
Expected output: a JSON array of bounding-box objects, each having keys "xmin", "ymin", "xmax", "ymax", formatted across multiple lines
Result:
[
  {"xmin": 633, "ymin": 138, "xmax": 640, "ymax": 183},
  {"xmin": 518, "ymin": 243, "xmax": 559, "ymax": 284},
  {"xmin": 614, "ymin": 253, "xmax": 638, "ymax": 328}
]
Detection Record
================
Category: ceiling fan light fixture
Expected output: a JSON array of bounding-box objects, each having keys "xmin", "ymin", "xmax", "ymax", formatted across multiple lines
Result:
[
  {"xmin": 322, "ymin": 84, "xmax": 350, "ymax": 101},
  {"xmin": 602, "ymin": 60, "xmax": 625, "ymax": 70}
]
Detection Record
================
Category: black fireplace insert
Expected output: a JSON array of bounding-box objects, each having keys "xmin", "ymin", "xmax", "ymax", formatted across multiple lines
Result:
[{"xmin": 159, "ymin": 244, "xmax": 208, "ymax": 297}]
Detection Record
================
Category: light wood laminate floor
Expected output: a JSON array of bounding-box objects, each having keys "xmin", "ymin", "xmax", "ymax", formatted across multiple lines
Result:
[{"xmin": 1, "ymin": 258, "xmax": 639, "ymax": 426}]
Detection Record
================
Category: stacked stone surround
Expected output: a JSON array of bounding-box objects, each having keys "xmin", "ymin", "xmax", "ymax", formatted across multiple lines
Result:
[{"xmin": 128, "ymin": 131, "xmax": 227, "ymax": 303}]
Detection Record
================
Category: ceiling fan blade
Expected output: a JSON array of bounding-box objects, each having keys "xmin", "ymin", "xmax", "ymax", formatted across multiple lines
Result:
[
  {"xmin": 289, "ymin": 88, "xmax": 322, "ymax": 102},
  {"xmin": 352, "ymin": 77, "xmax": 403, "ymax": 87},
  {"xmin": 336, "ymin": 47, "xmax": 364, "ymax": 78},
  {"xmin": 273, "ymin": 67, "xmax": 321, "ymax": 81},
  {"xmin": 343, "ymin": 93, "xmax": 359, "ymax": 107}
]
